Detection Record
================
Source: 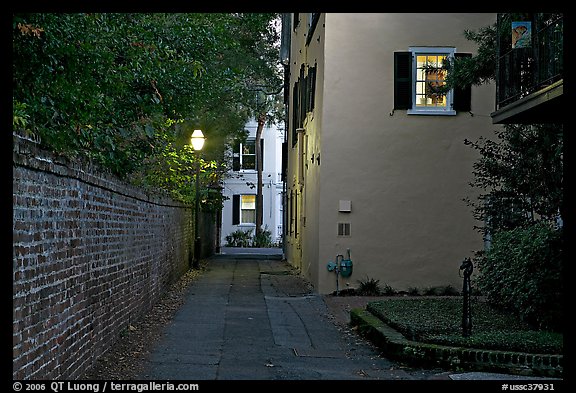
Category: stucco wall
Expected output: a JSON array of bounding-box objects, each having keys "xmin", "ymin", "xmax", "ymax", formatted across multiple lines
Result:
[
  {"xmin": 285, "ymin": 14, "xmax": 326, "ymax": 285},
  {"xmin": 285, "ymin": 13, "xmax": 500, "ymax": 294}
]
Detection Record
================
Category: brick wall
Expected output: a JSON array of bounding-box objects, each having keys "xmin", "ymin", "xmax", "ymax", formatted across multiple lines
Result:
[{"xmin": 13, "ymin": 137, "xmax": 196, "ymax": 380}]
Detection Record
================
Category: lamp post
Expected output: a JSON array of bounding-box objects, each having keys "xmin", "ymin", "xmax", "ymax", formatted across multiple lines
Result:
[{"xmin": 191, "ymin": 129, "xmax": 205, "ymax": 270}]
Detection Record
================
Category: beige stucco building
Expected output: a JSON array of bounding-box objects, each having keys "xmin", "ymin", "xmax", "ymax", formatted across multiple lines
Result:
[{"xmin": 282, "ymin": 13, "xmax": 499, "ymax": 294}]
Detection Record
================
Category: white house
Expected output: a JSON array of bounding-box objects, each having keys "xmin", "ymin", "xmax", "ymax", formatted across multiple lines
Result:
[{"xmin": 220, "ymin": 119, "xmax": 284, "ymax": 247}]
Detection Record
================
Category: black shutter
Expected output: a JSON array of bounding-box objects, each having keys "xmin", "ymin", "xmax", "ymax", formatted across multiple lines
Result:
[
  {"xmin": 303, "ymin": 72, "xmax": 309, "ymax": 115},
  {"xmin": 294, "ymin": 190, "xmax": 297, "ymax": 238},
  {"xmin": 292, "ymin": 81, "xmax": 299, "ymax": 147},
  {"xmin": 309, "ymin": 65, "xmax": 316, "ymax": 112},
  {"xmin": 394, "ymin": 52, "xmax": 412, "ymax": 110},
  {"xmin": 281, "ymin": 141, "xmax": 287, "ymax": 181},
  {"xmin": 232, "ymin": 195, "xmax": 240, "ymax": 225},
  {"xmin": 232, "ymin": 140, "xmax": 240, "ymax": 171},
  {"xmin": 299, "ymin": 65, "xmax": 306, "ymax": 126},
  {"xmin": 453, "ymin": 53, "xmax": 472, "ymax": 112}
]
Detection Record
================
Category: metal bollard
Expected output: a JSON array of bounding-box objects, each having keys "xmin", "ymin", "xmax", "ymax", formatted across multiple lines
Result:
[{"xmin": 460, "ymin": 257, "xmax": 473, "ymax": 337}]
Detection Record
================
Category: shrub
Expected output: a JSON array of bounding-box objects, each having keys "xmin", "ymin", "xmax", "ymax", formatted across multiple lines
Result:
[
  {"xmin": 477, "ymin": 223, "xmax": 563, "ymax": 331},
  {"xmin": 253, "ymin": 225, "xmax": 273, "ymax": 247},
  {"xmin": 225, "ymin": 229, "xmax": 253, "ymax": 247},
  {"xmin": 381, "ymin": 284, "xmax": 396, "ymax": 296},
  {"xmin": 407, "ymin": 287, "xmax": 420, "ymax": 296},
  {"xmin": 356, "ymin": 276, "xmax": 382, "ymax": 296},
  {"xmin": 422, "ymin": 286, "xmax": 440, "ymax": 296},
  {"xmin": 438, "ymin": 285, "xmax": 460, "ymax": 296}
]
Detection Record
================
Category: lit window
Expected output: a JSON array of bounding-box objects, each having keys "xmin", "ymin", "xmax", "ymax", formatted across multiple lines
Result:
[
  {"xmin": 240, "ymin": 140, "xmax": 256, "ymax": 170},
  {"xmin": 240, "ymin": 195, "xmax": 256, "ymax": 224},
  {"xmin": 232, "ymin": 138, "xmax": 260, "ymax": 171},
  {"xmin": 408, "ymin": 47, "xmax": 455, "ymax": 115}
]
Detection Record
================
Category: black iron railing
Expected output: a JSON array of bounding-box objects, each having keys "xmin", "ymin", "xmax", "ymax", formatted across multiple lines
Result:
[{"xmin": 496, "ymin": 13, "xmax": 563, "ymax": 110}]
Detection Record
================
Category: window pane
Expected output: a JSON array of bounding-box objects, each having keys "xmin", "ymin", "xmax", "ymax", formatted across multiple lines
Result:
[
  {"xmin": 427, "ymin": 55, "xmax": 438, "ymax": 67},
  {"xmin": 416, "ymin": 55, "xmax": 427, "ymax": 68},
  {"xmin": 242, "ymin": 155, "xmax": 256, "ymax": 170},
  {"xmin": 417, "ymin": 95, "xmax": 431, "ymax": 106},
  {"xmin": 242, "ymin": 140, "xmax": 256, "ymax": 154},
  {"xmin": 241, "ymin": 210, "xmax": 256, "ymax": 224},
  {"xmin": 438, "ymin": 55, "xmax": 447, "ymax": 67},
  {"xmin": 241, "ymin": 195, "xmax": 256, "ymax": 209},
  {"xmin": 416, "ymin": 81, "xmax": 425, "ymax": 94},
  {"xmin": 240, "ymin": 195, "xmax": 256, "ymax": 224},
  {"xmin": 416, "ymin": 68, "xmax": 426, "ymax": 81}
]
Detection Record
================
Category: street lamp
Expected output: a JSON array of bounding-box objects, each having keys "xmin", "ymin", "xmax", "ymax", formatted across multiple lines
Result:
[{"xmin": 191, "ymin": 129, "xmax": 205, "ymax": 269}]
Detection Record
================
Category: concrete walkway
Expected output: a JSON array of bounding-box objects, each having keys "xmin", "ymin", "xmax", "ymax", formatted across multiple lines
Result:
[
  {"xmin": 137, "ymin": 254, "xmax": 440, "ymax": 380},
  {"xmin": 137, "ymin": 253, "xmax": 560, "ymax": 381}
]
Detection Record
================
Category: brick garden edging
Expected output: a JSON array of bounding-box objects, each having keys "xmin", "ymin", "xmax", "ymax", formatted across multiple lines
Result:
[{"xmin": 350, "ymin": 309, "xmax": 563, "ymax": 379}]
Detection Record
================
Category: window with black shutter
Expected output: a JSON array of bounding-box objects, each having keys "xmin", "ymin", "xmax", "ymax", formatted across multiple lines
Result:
[
  {"xmin": 397, "ymin": 47, "xmax": 460, "ymax": 116},
  {"xmin": 291, "ymin": 63, "xmax": 317, "ymax": 148}
]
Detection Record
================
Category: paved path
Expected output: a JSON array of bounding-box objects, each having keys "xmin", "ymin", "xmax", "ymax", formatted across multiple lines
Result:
[
  {"xmin": 138, "ymin": 254, "xmax": 440, "ymax": 380},
  {"xmin": 138, "ymin": 253, "xmax": 559, "ymax": 381}
]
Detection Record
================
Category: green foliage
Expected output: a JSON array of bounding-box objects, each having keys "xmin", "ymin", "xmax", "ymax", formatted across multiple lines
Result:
[
  {"xmin": 381, "ymin": 284, "xmax": 396, "ymax": 296},
  {"xmin": 448, "ymin": 17, "xmax": 564, "ymax": 336},
  {"xmin": 12, "ymin": 100, "xmax": 30, "ymax": 130},
  {"xmin": 443, "ymin": 23, "xmax": 498, "ymax": 89},
  {"xmin": 356, "ymin": 277, "xmax": 382, "ymax": 296},
  {"xmin": 253, "ymin": 225, "xmax": 273, "ymax": 247},
  {"xmin": 438, "ymin": 285, "xmax": 460, "ymax": 296},
  {"xmin": 476, "ymin": 223, "xmax": 563, "ymax": 331},
  {"xmin": 367, "ymin": 298, "xmax": 562, "ymax": 354},
  {"xmin": 407, "ymin": 287, "xmax": 420, "ymax": 296},
  {"xmin": 13, "ymin": 13, "xmax": 283, "ymax": 206},
  {"xmin": 464, "ymin": 124, "xmax": 563, "ymax": 332},
  {"xmin": 464, "ymin": 124, "xmax": 563, "ymax": 236},
  {"xmin": 422, "ymin": 285, "xmax": 460, "ymax": 296},
  {"xmin": 224, "ymin": 226, "xmax": 275, "ymax": 248},
  {"xmin": 225, "ymin": 229, "xmax": 253, "ymax": 248}
]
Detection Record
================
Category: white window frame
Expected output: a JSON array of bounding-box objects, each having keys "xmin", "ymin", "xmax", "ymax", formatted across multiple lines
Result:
[
  {"xmin": 240, "ymin": 194, "xmax": 257, "ymax": 226},
  {"xmin": 238, "ymin": 139, "xmax": 256, "ymax": 172},
  {"xmin": 407, "ymin": 46, "xmax": 456, "ymax": 116}
]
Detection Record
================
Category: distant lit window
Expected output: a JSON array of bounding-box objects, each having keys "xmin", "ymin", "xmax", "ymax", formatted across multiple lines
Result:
[
  {"xmin": 240, "ymin": 195, "xmax": 256, "ymax": 224},
  {"xmin": 233, "ymin": 139, "xmax": 255, "ymax": 171}
]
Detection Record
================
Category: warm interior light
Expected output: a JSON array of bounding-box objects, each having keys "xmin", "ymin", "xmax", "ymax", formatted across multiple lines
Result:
[{"xmin": 191, "ymin": 129, "xmax": 205, "ymax": 151}]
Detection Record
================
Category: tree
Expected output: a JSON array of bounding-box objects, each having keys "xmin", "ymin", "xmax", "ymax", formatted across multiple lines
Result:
[
  {"xmin": 442, "ymin": 16, "xmax": 564, "ymax": 234},
  {"xmin": 12, "ymin": 13, "xmax": 283, "ymax": 209},
  {"xmin": 448, "ymin": 16, "xmax": 564, "ymax": 329},
  {"xmin": 463, "ymin": 123, "xmax": 563, "ymax": 237}
]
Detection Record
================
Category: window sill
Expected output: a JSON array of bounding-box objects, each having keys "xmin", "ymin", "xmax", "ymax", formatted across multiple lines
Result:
[{"xmin": 407, "ymin": 109, "xmax": 456, "ymax": 116}]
